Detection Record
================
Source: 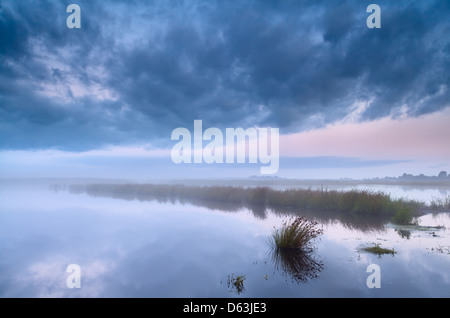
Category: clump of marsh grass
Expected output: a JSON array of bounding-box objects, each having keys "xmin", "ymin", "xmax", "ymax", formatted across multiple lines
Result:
[{"xmin": 270, "ymin": 216, "xmax": 323, "ymax": 251}]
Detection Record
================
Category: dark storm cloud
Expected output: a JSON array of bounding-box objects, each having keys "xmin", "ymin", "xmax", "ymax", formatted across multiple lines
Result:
[{"xmin": 0, "ymin": 0, "xmax": 449, "ymax": 150}]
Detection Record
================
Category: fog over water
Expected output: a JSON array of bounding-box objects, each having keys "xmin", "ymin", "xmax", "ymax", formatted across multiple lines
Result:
[{"xmin": 1, "ymin": 180, "xmax": 449, "ymax": 297}]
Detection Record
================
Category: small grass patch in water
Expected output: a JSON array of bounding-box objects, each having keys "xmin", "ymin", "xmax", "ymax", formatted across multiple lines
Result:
[
  {"xmin": 227, "ymin": 274, "xmax": 246, "ymax": 294},
  {"xmin": 270, "ymin": 216, "xmax": 323, "ymax": 251},
  {"xmin": 360, "ymin": 243, "xmax": 396, "ymax": 256},
  {"xmin": 427, "ymin": 245, "xmax": 450, "ymax": 254}
]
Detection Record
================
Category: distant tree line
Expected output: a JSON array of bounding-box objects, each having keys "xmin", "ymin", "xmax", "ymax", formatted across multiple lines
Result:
[
  {"xmin": 368, "ymin": 171, "xmax": 450, "ymax": 184},
  {"xmin": 399, "ymin": 171, "xmax": 449, "ymax": 180}
]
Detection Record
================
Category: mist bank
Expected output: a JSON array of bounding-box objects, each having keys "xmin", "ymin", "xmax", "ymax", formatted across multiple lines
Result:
[{"xmin": 2, "ymin": 169, "xmax": 450, "ymax": 189}]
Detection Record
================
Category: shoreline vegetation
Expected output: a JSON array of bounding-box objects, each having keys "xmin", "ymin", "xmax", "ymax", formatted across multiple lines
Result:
[{"xmin": 67, "ymin": 183, "xmax": 450, "ymax": 221}]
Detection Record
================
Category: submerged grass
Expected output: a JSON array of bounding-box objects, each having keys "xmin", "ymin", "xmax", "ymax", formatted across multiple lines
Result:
[
  {"xmin": 360, "ymin": 244, "xmax": 396, "ymax": 256},
  {"xmin": 227, "ymin": 274, "xmax": 246, "ymax": 294}
]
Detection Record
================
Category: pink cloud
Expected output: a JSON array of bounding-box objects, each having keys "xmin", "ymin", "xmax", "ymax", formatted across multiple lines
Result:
[{"xmin": 280, "ymin": 108, "xmax": 450, "ymax": 160}]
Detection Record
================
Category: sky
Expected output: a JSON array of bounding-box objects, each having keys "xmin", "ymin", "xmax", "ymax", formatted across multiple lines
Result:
[{"xmin": 0, "ymin": 0, "xmax": 449, "ymax": 180}]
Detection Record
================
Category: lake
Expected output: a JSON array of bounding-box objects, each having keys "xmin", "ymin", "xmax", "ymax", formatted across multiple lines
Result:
[{"xmin": 0, "ymin": 182, "xmax": 449, "ymax": 297}]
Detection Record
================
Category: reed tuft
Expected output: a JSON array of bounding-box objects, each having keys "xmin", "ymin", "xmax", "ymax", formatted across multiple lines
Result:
[{"xmin": 270, "ymin": 216, "xmax": 323, "ymax": 251}]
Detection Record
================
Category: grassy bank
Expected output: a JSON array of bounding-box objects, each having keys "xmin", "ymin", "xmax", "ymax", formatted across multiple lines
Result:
[{"xmin": 69, "ymin": 183, "xmax": 432, "ymax": 217}]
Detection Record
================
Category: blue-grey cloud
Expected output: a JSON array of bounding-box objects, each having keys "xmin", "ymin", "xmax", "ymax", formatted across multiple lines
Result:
[{"xmin": 0, "ymin": 0, "xmax": 449, "ymax": 150}]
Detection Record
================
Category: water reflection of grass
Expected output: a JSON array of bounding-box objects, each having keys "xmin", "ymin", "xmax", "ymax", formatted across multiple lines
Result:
[
  {"xmin": 269, "ymin": 247, "xmax": 324, "ymax": 284},
  {"xmin": 395, "ymin": 228, "xmax": 411, "ymax": 239}
]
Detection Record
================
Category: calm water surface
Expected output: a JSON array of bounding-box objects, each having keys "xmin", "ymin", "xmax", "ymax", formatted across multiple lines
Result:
[{"xmin": 0, "ymin": 185, "xmax": 449, "ymax": 297}]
